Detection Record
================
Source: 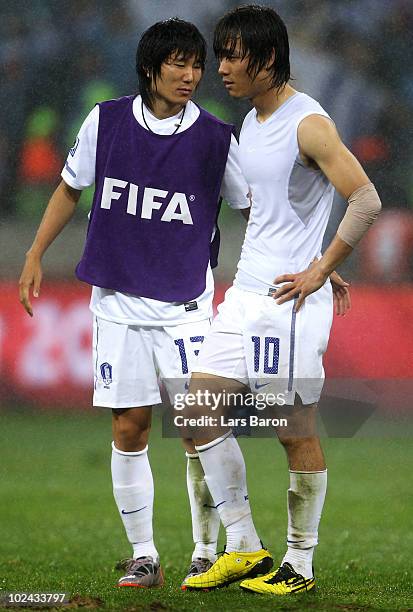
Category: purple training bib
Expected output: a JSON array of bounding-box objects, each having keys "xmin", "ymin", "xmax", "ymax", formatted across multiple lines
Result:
[{"xmin": 76, "ymin": 95, "xmax": 232, "ymax": 301}]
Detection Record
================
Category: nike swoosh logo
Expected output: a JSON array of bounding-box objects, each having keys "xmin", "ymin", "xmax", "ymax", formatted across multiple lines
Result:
[
  {"xmin": 121, "ymin": 506, "xmax": 147, "ymax": 515},
  {"xmin": 255, "ymin": 382, "xmax": 270, "ymax": 390}
]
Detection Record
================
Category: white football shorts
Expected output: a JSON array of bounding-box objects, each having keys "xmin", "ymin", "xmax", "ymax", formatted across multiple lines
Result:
[
  {"xmin": 93, "ymin": 317, "xmax": 211, "ymax": 408},
  {"xmin": 194, "ymin": 284, "xmax": 333, "ymax": 405}
]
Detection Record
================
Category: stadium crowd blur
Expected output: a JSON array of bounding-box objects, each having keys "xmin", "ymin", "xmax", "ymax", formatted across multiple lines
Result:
[{"xmin": 1, "ymin": 0, "xmax": 412, "ymax": 282}]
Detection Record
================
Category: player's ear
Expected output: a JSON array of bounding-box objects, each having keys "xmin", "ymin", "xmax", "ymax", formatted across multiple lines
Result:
[{"xmin": 146, "ymin": 68, "xmax": 156, "ymax": 90}]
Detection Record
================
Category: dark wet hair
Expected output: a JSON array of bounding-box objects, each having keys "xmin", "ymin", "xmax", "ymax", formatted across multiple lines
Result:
[
  {"xmin": 213, "ymin": 5, "xmax": 290, "ymax": 91},
  {"xmin": 136, "ymin": 18, "xmax": 207, "ymax": 109}
]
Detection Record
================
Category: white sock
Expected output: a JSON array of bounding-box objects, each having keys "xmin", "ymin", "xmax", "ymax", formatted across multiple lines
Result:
[
  {"xmin": 282, "ymin": 470, "xmax": 327, "ymax": 579},
  {"xmin": 186, "ymin": 453, "xmax": 219, "ymax": 562},
  {"xmin": 196, "ymin": 433, "xmax": 261, "ymax": 553},
  {"xmin": 111, "ymin": 442, "xmax": 159, "ymax": 562}
]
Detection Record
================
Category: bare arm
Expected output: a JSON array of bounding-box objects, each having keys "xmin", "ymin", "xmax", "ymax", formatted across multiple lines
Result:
[
  {"xmin": 275, "ymin": 115, "xmax": 377, "ymax": 310},
  {"xmin": 300, "ymin": 115, "xmax": 370, "ymax": 272},
  {"xmin": 19, "ymin": 180, "xmax": 82, "ymax": 316}
]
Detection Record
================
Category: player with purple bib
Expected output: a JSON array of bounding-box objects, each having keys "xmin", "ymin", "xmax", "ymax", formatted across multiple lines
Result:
[{"xmin": 19, "ymin": 19, "xmax": 251, "ymax": 588}]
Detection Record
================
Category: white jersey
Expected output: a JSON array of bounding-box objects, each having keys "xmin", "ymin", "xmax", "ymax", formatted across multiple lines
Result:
[
  {"xmin": 234, "ymin": 92, "xmax": 334, "ymax": 294},
  {"xmin": 62, "ymin": 96, "xmax": 249, "ymax": 325}
]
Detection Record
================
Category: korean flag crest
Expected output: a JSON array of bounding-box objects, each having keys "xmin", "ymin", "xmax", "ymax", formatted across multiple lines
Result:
[{"xmin": 100, "ymin": 362, "xmax": 113, "ymax": 388}]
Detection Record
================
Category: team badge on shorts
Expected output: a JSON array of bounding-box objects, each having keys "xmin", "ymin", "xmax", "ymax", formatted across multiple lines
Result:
[{"xmin": 100, "ymin": 362, "xmax": 113, "ymax": 388}]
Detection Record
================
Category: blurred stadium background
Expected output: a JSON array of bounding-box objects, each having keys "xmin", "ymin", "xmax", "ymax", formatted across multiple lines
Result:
[
  {"xmin": 1, "ymin": 0, "xmax": 412, "ymax": 409},
  {"xmin": 1, "ymin": 2, "xmax": 412, "ymax": 609}
]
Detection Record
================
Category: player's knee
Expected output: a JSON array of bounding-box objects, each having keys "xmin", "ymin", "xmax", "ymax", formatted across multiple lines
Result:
[
  {"xmin": 112, "ymin": 413, "xmax": 151, "ymax": 452},
  {"xmin": 278, "ymin": 435, "xmax": 319, "ymax": 452}
]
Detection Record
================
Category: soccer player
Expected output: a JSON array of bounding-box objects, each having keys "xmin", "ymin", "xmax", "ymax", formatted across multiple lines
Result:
[
  {"xmin": 182, "ymin": 5, "xmax": 381, "ymax": 595},
  {"xmin": 18, "ymin": 18, "xmax": 252, "ymax": 588}
]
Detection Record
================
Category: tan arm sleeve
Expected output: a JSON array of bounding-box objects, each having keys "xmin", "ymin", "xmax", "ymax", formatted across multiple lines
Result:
[{"xmin": 337, "ymin": 183, "xmax": 382, "ymax": 248}]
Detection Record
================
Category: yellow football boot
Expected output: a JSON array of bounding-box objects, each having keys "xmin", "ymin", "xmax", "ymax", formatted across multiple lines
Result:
[
  {"xmin": 240, "ymin": 562, "xmax": 315, "ymax": 595},
  {"xmin": 181, "ymin": 549, "xmax": 273, "ymax": 590}
]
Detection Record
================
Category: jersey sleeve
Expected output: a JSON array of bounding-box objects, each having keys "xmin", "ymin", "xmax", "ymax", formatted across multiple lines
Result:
[
  {"xmin": 220, "ymin": 134, "xmax": 250, "ymax": 209},
  {"xmin": 61, "ymin": 105, "xmax": 99, "ymax": 190}
]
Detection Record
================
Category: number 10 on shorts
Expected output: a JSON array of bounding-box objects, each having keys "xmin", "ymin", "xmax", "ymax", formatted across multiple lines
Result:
[{"xmin": 251, "ymin": 336, "xmax": 280, "ymax": 374}]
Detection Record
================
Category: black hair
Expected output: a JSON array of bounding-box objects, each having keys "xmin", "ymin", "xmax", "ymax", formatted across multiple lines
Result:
[
  {"xmin": 213, "ymin": 4, "xmax": 290, "ymax": 91},
  {"xmin": 136, "ymin": 18, "xmax": 207, "ymax": 109}
]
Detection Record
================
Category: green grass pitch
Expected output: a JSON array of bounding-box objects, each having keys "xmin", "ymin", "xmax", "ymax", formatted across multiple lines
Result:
[{"xmin": 0, "ymin": 410, "xmax": 411, "ymax": 611}]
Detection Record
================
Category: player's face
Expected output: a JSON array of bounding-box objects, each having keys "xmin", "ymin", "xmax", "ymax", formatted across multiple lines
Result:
[
  {"xmin": 153, "ymin": 52, "xmax": 203, "ymax": 108},
  {"xmin": 218, "ymin": 41, "xmax": 272, "ymax": 100}
]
